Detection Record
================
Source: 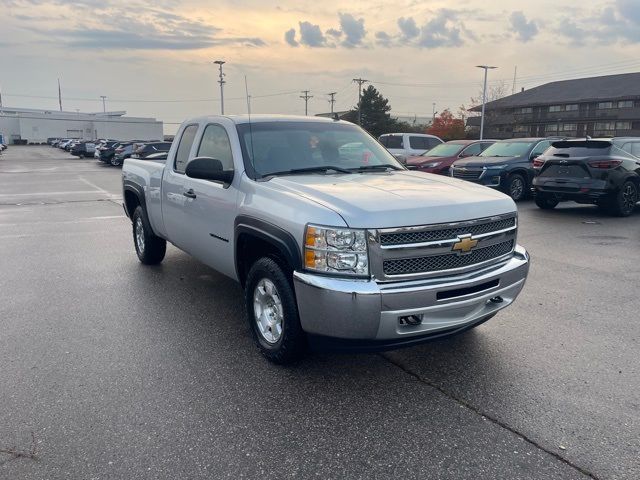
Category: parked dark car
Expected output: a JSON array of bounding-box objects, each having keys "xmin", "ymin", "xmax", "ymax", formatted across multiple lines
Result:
[
  {"xmin": 112, "ymin": 143, "xmax": 135, "ymax": 166},
  {"xmin": 97, "ymin": 141, "xmax": 120, "ymax": 163},
  {"xmin": 131, "ymin": 142, "xmax": 172, "ymax": 159},
  {"xmin": 70, "ymin": 141, "xmax": 96, "ymax": 158},
  {"xmin": 450, "ymin": 137, "xmax": 560, "ymax": 201},
  {"xmin": 533, "ymin": 138, "xmax": 640, "ymax": 216},
  {"xmin": 406, "ymin": 140, "xmax": 496, "ymax": 175}
]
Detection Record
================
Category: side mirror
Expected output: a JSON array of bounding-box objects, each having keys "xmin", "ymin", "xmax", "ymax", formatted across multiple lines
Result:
[
  {"xmin": 185, "ymin": 157, "xmax": 234, "ymax": 184},
  {"xmin": 530, "ymin": 153, "xmax": 540, "ymax": 161}
]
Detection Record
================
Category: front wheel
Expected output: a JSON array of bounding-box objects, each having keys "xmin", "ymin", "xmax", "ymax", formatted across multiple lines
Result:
[
  {"xmin": 111, "ymin": 157, "xmax": 121, "ymax": 166},
  {"xmin": 535, "ymin": 195, "xmax": 559, "ymax": 210},
  {"xmin": 132, "ymin": 206, "xmax": 166, "ymax": 264},
  {"xmin": 506, "ymin": 174, "xmax": 527, "ymax": 201},
  {"xmin": 245, "ymin": 257, "xmax": 306, "ymax": 364}
]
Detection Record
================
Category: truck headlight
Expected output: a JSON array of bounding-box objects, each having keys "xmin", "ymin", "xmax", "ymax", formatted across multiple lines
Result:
[{"xmin": 304, "ymin": 225, "xmax": 369, "ymax": 276}]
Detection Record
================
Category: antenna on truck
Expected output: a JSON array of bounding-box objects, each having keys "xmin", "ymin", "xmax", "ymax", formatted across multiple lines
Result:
[{"xmin": 244, "ymin": 75, "xmax": 256, "ymax": 174}]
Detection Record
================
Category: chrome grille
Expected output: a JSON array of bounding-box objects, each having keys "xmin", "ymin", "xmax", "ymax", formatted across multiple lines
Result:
[
  {"xmin": 383, "ymin": 240, "xmax": 514, "ymax": 276},
  {"xmin": 452, "ymin": 168, "xmax": 483, "ymax": 180},
  {"xmin": 380, "ymin": 217, "xmax": 516, "ymax": 246},
  {"xmin": 369, "ymin": 213, "xmax": 517, "ymax": 281}
]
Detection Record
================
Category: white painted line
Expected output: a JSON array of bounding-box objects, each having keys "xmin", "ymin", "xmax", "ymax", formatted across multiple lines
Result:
[{"xmin": 0, "ymin": 190, "xmax": 103, "ymax": 197}]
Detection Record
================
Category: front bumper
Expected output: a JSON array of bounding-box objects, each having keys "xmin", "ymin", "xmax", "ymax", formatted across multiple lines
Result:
[{"xmin": 293, "ymin": 245, "xmax": 529, "ymax": 350}]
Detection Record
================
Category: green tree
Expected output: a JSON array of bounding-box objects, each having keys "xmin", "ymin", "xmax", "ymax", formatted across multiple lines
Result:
[{"xmin": 343, "ymin": 85, "xmax": 399, "ymax": 137}]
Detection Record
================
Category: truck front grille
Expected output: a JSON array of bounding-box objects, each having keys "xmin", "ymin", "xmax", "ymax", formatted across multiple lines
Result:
[
  {"xmin": 451, "ymin": 167, "xmax": 483, "ymax": 180},
  {"xmin": 369, "ymin": 213, "xmax": 517, "ymax": 281},
  {"xmin": 383, "ymin": 240, "xmax": 514, "ymax": 276},
  {"xmin": 380, "ymin": 217, "xmax": 515, "ymax": 246}
]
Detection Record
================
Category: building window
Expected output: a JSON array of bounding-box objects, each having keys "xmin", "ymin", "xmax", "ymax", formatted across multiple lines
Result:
[
  {"xmin": 561, "ymin": 124, "xmax": 577, "ymax": 131},
  {"xmin": 565, "ymin": 104, "xmax": 579, "ymax": 111},
  {"xmin": 513, "ymin": 125, "xmax": 529, "ymax": 133},
  {"xmin": 597, "ymin": 102, "xmax": 613, "ymax": 109},
  {"xmin": 595, "ymin": 122, "xmax": 615, "ymax": 130},
  {"xmin": 616, "ymin": 122, "xmax": 632, "ymax": 130},
  {"xmin": 617, "ymin": 100, "xmax": 633, "ymax": 108},
  {"xmin": 549, "ymin": 105, "xmax": 563, "ymax": 112},
  {"xmin": 515, "ymin": 107, "xmax": 532, "ymax": 114},
  {"xmin": 545, "ymin": 124, "xmax": 559, "ymax": 132}
]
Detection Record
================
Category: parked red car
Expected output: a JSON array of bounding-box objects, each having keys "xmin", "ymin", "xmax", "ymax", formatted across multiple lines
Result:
[{"xmin": 406, "ymin": 140, "xmax": 496, "ymax": 175}]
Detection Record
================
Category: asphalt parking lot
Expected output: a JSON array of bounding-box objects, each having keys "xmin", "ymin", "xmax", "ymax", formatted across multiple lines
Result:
[{"xmin": 1, "ymin": 146, "xmax": 638, "ymax": 480}]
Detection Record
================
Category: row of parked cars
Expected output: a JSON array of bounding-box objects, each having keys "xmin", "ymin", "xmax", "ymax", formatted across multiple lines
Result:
[
  {"xmin": 49, "ymin": 138, "xmax": 171, "ymax": 166},
  {"xmin": 401, "ymin": 136, "xmax": 640, "ymax": 216}
]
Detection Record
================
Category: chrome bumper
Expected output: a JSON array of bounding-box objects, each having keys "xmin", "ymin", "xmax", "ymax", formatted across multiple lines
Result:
[{"xmin": 293, "ymin": 245, "xmax": 529, "ymax": 341}]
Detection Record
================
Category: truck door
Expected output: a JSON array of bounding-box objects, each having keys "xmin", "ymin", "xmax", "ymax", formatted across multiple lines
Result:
[
  {"xmin": 177, "ymin": 123, "xmax": 238, "ymax": 279},
  {"xmin": 162, "ymin": 123, "xmax": 199, "ymax": 253}
]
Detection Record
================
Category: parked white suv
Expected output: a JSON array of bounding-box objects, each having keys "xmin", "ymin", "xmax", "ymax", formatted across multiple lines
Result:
[{"xmin": 379, "ymin": 133, "xmax": 443, "ymax": 163}]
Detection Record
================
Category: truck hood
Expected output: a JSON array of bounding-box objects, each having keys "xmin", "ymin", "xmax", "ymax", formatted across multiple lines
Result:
[{"xmin": 268, "ymin": 171, "xmax": 515, "ymax": 228}]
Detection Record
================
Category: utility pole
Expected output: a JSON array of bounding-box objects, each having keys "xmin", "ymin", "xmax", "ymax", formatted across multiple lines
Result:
[
  {"xmin": 352, "ymin": 78, "xmax": 368, "ymax": 125},
  {"xmin": 58, "ymin": 79, "xmax": 63, "ymax": 111},
  {"xmin": 476, "ymin": 65, "xmax": 497, "ymax": 140},
  {"xmin": 512, "ymin": 65, "xmax": 518, "ymax": 95},
  {"xmin": 214, "ymin": 60, "xmax": 226, "ymax": 115},
  {"xmin": 300, "ymin": 90, "xmax": 313, "ymax": 116},
  {"xmin": 100, "ymin": 95, "xmax": 107, "ymax": 113},
  {"xmin": 0, "ymin": 84, "xmax": 3, "ymax": 108},
  {"xmin": 432, "ymin": 102, "xmax": 436, "ymax": 123},
  {"xmin": 327, "ymin": 92, "xmax": 337, "ymax": 114}
]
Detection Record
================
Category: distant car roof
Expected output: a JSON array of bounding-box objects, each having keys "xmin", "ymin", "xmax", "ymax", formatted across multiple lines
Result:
[{"xmin": 186, "ymin": 114, "xmax": 354, "ymax": 127}]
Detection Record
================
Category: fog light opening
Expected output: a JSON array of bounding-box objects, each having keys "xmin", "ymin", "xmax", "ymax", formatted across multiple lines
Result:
[
  {"xmin": 489, "ymin": 296, "xmax": 504, "ymax": 304},
  {"xmin": 399, "ymin": 314, "xmax": 423, "ymax": 326}
]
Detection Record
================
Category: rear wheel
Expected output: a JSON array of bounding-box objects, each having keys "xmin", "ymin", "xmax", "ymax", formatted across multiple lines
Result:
[
  {"xmin": 605, "ymin": 181, "xmax": 638, "ymax": 217},
  {"xmin": 132, "ymin": 206, "xmax": 166, "ymax": 264},
  {"xmin": 245, "ymin": 257, "xmax": 306, "ymax": 364},
  {"xmin": 506, "ymin": 174, "xmax": 527, "ymax": 201},
  {"xmin": 535, "ymin": 195, "xmax": 559, "ymax": 210},
  {"xmin": 111, "ymin": 156, "xmax": 121, "ymax": 166}
]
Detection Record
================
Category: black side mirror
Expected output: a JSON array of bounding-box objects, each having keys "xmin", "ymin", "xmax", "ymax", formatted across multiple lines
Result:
[
  {"xmin": 530, "ymin": 153, "xmax": 540, "ymax": 161},
  {"xmin": 185, "ymin": 157, "xmax": 234, "ymax": 184}
]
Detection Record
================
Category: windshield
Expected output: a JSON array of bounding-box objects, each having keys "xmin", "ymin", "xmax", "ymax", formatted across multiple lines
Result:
[
  {"xmin": 236, "ymin": 121, "xmax": 403, "ymax": 178},
  {"xmin": 422, "ymin": 143, "xmax": 464, "ymax": 157},
  {"xmin": 480, "ymin": 141, "xmax": 534, "ymax": 157}
]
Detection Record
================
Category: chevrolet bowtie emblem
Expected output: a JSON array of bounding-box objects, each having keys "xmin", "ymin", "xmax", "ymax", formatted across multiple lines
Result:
[{"xmin": 452, "ymin": 235, "xmax": 478, "ymax": 254}]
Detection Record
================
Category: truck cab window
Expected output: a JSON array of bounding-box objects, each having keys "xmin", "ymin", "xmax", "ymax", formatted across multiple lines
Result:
[
  {"xmin": 197, "ymin": 124, "xmax": 234, "ymax": 170},
  {"xmin": 174, "ymin": 124, "xmax": 199, "ymax": 173}
]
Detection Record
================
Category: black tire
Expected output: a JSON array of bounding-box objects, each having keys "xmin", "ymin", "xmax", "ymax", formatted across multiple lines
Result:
[
  {"xmin": 604, "ymin": 181, "xmax": 638, "ymax": 217},
  {"xmin": 245, "ymin": 257, "xmax": 306, "ymax": 364},
  {"xmin": 505, "ymin": 173, "xmax": 527, "ymax": 201},
  {"xmin": 535, "ymin": 195, "xmax": 559, "ymax": 210},
  {"xmin": 111, "ymin": 156, "xmax": 121, "ymax": 166},
  {"xmin": 132, "ymin": 206, "xmax": 166, "ymax": 265}
]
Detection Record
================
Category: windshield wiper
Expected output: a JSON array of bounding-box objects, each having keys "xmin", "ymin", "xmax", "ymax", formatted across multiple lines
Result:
[
  {"xmin": 265, "ymin": 165, "xmax": 353, "ymax": 177},
  {"xmin": 351, "ymin": 164, "xmax": 403, "ymax": 172}
]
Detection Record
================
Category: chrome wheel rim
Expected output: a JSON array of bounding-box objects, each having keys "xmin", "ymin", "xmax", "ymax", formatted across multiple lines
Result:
[
  {"xmin": 510, "ymin": 178, "xmax": 524, "ymax": 199},
  {"xmin": 135, "ymin": 217, "xmax": 145, "ymax": 253},
  {"xmin": 253, "ymin": 279, "xmax": 283, "ymax": 344},
  {"xmin": 621, "ymin": 184, "xmax": 637, "ymax": 212}
]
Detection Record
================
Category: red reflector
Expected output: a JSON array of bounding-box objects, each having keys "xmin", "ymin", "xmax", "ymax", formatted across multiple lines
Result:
[
  {"xmin": 580, "ymin": 188, "xmax": 590, "ymax": 193},
  {"xmin": 588, "ymin": 160, "xmax": 622, "ymax": 169}
]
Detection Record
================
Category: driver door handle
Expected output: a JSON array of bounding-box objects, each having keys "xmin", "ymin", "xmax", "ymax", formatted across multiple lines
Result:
[{"xmin": 183, "ymin": 189, "xmax": 197, "ymax": 199}]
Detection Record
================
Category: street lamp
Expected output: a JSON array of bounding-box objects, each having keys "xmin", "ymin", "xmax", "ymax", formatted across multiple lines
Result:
[
  {"xmin": 476, "ymin": 65, "xmax": 497, "ymax": 140},
  {"xmin": 100, "ymin": 95, "xmax": 107, "ymax": 113},
  {"xmin": 214, "ymin": 60, "xmax": 226, "ymax": 115}
]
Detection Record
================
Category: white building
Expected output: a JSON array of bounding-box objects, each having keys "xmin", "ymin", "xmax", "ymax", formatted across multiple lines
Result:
[{"xmin": 0, "ymin": 106, "xmax": 163, "ymax": 144}]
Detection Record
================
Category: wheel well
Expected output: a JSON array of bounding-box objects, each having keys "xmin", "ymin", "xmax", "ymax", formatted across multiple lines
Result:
[
  {"xmin": 124, "ymin": 189, "xmax": 141, "ymax": 218},
  {"xmin": 236, "ymin": 233, "xmax": 293, "ymax": 288}
]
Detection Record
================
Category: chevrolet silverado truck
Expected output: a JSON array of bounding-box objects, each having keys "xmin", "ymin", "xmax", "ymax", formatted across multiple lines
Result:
[{"xmin": 122, "ymin": 115, "xmax": 530, "ymax": 364}]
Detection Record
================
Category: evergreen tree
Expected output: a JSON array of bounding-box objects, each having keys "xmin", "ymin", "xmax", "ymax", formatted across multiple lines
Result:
[{"xmin": 344, "ymin": 85, "xmax": 399, "ymax": 137}]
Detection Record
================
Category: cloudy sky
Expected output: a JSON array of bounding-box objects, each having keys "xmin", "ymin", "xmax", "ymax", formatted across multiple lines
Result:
[{"xmin": 1, "ymin": 0, "xmax": 640, "ymax": 133}]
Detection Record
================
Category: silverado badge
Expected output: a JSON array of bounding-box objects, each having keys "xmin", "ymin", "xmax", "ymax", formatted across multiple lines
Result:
[{"xmin": 452, "ymin": 235, "xmax": 478, "ymax": 254}]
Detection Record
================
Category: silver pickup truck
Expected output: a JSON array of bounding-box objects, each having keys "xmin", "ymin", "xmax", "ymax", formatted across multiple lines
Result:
[{"xmin": 122, "ymin": 115, "xmax": 529, "ymax": 363}]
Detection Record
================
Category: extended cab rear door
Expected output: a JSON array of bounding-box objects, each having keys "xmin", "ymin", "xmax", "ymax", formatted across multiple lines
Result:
[{"xmin": 162, "ymin": 120, "xmax": 239, "ymax": 280}]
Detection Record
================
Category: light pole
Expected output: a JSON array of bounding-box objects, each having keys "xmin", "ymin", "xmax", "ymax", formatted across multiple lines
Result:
[
  {"xmin": 100, "ymin": 95, "xmax": 107, "ymax": 113},
  {"xmin": 476, "ymin": 65, "xmax": 497, "ymax": 140},
  {"xmin": 214, "ymin": 60, "xmax": 226, "ymax": 115},
  {"xmin": 352, "ymin": 78, "xmax": 368, "ymax": 125},
  {"xmin": 432, "ymin": 102, "xmax": 436, "ymax": 124}
]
